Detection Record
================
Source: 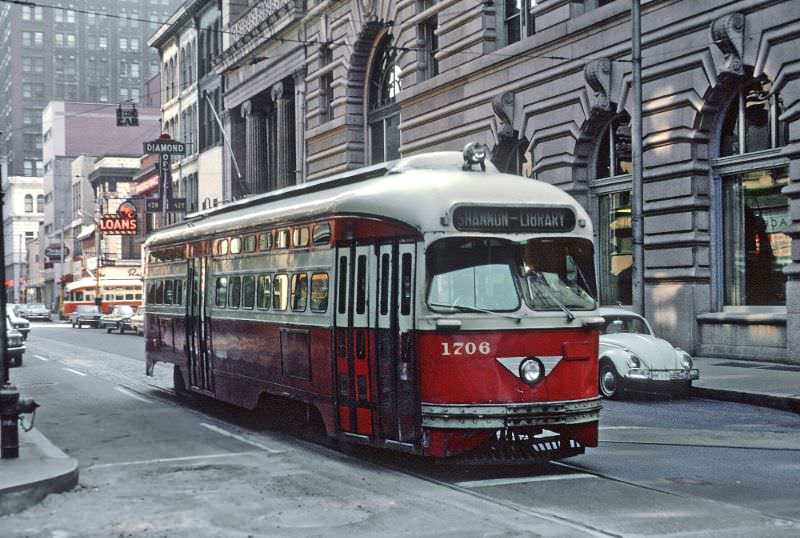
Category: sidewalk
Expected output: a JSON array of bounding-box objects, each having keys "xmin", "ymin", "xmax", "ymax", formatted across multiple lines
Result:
[
  {"xmin": 0, "ymin": 427, "xmax": 78, "ymax": 517},
  {"xmin": 692, "ymin": 356, "xmax": 800, "ymax": 413},
  {"xmin": 1, "ymin": 356, "xmax": 798, "ymax": 518}
]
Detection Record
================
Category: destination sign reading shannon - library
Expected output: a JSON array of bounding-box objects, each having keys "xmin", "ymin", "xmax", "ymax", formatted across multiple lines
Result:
[{"xmin": 453, "ymin": 206, "xmax": 576, "ymax": 233}]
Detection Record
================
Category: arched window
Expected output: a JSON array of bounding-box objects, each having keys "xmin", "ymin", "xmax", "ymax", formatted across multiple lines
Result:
[
  {"xmin": 36, "ymin": 194, "xmax": 44, "ymax": 212},
  {"xmin": 24, "ymin": 194, "xmax": 33, "ymax": 212},
  {"xmin": 367, "ymin": 33, "xmax": 401, "ymax": 164},
  {"xmin": 715, "ymin": 77, "xmax": 789, "ymax": 306},
  {"xmin": 593, "ymin": 112, "xmax": 632, "ymax": 305},
  {"xmin": 596, "ymin": 112, "xmax": 632, "ymax": 179}
]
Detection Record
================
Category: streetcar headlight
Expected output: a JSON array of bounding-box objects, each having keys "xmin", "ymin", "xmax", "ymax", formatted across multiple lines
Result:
[{"xmin": 519, "ymin": 358, "xmax": 544, "ymax": 387}]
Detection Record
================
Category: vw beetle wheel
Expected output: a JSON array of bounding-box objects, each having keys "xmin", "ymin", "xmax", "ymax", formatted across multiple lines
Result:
[{"xmin": 599, "ymin": 362, "xmax": 623, "ymax": 399}]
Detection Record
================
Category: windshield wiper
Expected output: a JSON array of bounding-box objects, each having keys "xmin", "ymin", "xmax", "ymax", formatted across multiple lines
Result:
[
  {"xmin": 429, "ymin": 302, "xmax": 522, "ymax": 323},
  {"xmin": 526, "ymin": 271, "xmax": 575, "ymax": 323}
]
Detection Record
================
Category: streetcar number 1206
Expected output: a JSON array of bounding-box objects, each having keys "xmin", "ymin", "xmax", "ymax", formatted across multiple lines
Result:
[{"xmin": 441, "ymin": 342, "xmax": 491, "ymax": 356}]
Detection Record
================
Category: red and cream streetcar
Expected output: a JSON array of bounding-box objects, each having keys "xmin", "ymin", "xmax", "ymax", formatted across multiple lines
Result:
[{"xmin": 144, "ymin": 146, "xmax": 603, "ymax": 463}]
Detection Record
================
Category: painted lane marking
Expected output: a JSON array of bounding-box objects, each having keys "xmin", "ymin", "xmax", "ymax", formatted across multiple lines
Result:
[
  {"xmin": 62, "ymin": 367, "xmax": 87, "ymax": 377},
  {"xmin": 200, "ymin": 423, "xmax": 284, "ymax": 454},
  {"xmin": 86, "ymin": 451, "xmax": 261, "ymax": 470},
  {"xmin": 456, "ymin": 473, "xmax": 598, "ymax": 488},
  {"xmin": 34, "ymin": 354, "xmax": 49, "ymax": 361},
  {"xmin": 115, "ymin": 386, "xmax": 153, "ymax": 404}
]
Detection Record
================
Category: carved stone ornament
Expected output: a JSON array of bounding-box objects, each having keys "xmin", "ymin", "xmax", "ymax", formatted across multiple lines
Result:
[
  {"xmin": 271, "ymin": 81, "xmax": 285, "ymax": 102},
  {"xmin": 711, "ymin": 12, "xmax": 745, "ymax": 76},
  {"xmin": 584, "ymin": 58, "xmax": 612, "ymax": 113},
  {"xmin": 241, "ymin": 99, "xmax": 254, "ymax": 118},
  {"xmin": 492, "ymin": 92, "xmax": 515, "ymax": 140}
]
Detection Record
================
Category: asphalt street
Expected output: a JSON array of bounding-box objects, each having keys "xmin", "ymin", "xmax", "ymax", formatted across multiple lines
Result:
[{"xmin": 3, "ymin": 323, "xmax": 799, "ymax": 537}]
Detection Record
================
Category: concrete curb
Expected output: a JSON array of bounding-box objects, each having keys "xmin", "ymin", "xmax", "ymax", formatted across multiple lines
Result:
[
  {"xmin": 0, "ymin": 428, "xmax": 79, "ymax": 517},
  {"xmin": 692, "ymin": 386, "xmax": 800, "ymax": 414}
]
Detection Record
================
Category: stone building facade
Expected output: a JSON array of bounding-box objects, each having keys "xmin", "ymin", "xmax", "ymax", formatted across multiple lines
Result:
[{"xmin": 210, "ymin": 0, "xmax": 800, "ymax": 361}]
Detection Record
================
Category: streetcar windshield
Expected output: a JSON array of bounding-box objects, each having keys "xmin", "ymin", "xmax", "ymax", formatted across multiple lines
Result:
[
  {"xmin": 426, "ymin": 237, "xmax": 596, "ymax": 313},
  {"xmin": 520, "ymin": 238, "xmax": 596, "ymax": 311},
  {"xmin": 427, "ymin": 238, "xmax": 520, "ymax": 312}
]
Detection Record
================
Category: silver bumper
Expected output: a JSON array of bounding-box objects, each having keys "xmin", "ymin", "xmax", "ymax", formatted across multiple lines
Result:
[{"xmin": 421, "ymin": 397, "xmax": 602, "ymax": 429}]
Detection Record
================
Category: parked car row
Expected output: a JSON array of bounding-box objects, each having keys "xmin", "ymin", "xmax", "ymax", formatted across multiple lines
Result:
[
  {"xmin": 4, "ymin": 316, "xmax": 25, "ymax": 367},
  {"xmin": 70, "ymin": 304, "xmax": 144, "ymax": 336}
]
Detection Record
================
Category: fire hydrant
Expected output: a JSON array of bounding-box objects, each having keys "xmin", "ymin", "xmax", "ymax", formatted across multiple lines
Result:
[{"xmin": 0, "ymin": 383, "xmax": 39, "ymax": 459}]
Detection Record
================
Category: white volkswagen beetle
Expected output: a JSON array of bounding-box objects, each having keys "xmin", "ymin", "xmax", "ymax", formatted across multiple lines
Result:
[{"xmin": 598, "ymin": 308, "xmax": 699, "ymax": 398}]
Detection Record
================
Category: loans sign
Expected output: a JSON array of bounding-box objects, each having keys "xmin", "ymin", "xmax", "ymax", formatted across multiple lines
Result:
[
  {"xmin": 453, "ymin": 206, "xmax": 576, "ymax": 233},
  {"xmin": 99, "ymin": 202, "xmax": 138, "ymax": 235}
]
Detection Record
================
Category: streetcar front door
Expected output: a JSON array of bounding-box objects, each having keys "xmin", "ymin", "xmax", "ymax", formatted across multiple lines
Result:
[
  {"xmin": 334, "ymin": 241, "xmax": 417, "ymax": 443},
  {"xmin": 186, "ymin": 257, "xmax": 213, "ymax": 392},
  {"xmin": 376, "ymin": 242, "xmax": 417, "ymax": 444}
]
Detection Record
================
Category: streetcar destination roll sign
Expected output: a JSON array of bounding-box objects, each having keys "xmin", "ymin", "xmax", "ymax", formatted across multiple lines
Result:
[{"xmin": 453, "ymin": 206, "xmax": 575, "ymax": 232}]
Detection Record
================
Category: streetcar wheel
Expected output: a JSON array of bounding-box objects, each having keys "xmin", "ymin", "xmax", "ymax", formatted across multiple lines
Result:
[{"xmin": 599, "ymin": 362, "xmax": 623, "ymax": 399}]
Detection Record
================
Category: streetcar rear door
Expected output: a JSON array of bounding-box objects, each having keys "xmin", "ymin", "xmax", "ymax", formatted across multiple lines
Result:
[{"xmin": 186, "ymin": 256, "xmax": 214, "ymax": 393}]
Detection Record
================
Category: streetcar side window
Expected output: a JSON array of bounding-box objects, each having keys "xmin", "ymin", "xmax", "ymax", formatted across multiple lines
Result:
[
  {"xmin": 356, "ymin": 255, "xmax": 367, "ymax": 315},
  {"xmin": 165, "ymin": 280, "xmax": 174, "ymax": 305},
  {"xmin": 229, "ymin": 276, "xmax": 242, "ymax": 309},
  {"xmin": 276, "ymin": 230, "xmax": 290, "ymax": 249},
  {"xmin": 242, "ymin": 275, "xmax": 255, "ymax": 309},
  {"xmin": 312, "ymin": 223, "xmax": 331, "ymax": 245},
  {"xmin": 125, "ymin": 294, "xmax": 133, "ymax": 300},
  {"xmin": 401, "ymin": 253, "xmax": 412, "ymax": 316},
  {"xmin": 310, "ymin": 273, "xmax": 329, "ymax": 313},
  {"xmin": 244, "ymin": 235, "xmax": 256, "ymax": 253},
  {"xmin": 175, "ymin": 280, "xmax": 183, "ymax": 306},
  {"xmin": 293, "ymin": 227, "xmax": 310, "ymax": 248},
  {"xmin": 215, "ymin": 277, "xmax": 228, "ymax": 307},
  {"xmin": 216, "ymin": 239, "xmax": 228, "ymax": 256},
  {"xmin": 258, "ymin": 231, "xmax": 273, "ymax": 251},
  {"xmin": 380, "ymin": 253, "xmax": 390, "ymax": 316},
  {"xmin": 291, "ymin": 273, "xmax": 308, "ymax": 311},
  {"xmin": 257, "ymin": 275, "xmax": 272, "ymax": 309},
  {"xmin": 230, "ymin": 237, "xmax": 242, "ymax": 254},
  {"xmin": 156, "ymin": 281, "xmax": 164, "ymax": 304},
  {"xmin": 337, "ymin": 256, "xmax": 347, "ymax": 314},
  {"xmin": 135, "ymin": 294, "xmax": 142, "ymax": 300},
  {"xmin": 273, "ymin": 274, "xmax": 289, "ymax": 310}
]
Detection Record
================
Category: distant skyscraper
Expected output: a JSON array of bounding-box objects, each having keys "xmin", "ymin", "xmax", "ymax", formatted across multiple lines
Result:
[{"xmin": 0, "ymin": 0, "xmax": 182, "ymax": 176}]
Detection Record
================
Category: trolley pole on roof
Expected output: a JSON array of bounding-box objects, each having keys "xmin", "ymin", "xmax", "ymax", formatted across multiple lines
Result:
[{"xmin": 631, "ymin": 0, "xmax": 645, "ymax": 316}]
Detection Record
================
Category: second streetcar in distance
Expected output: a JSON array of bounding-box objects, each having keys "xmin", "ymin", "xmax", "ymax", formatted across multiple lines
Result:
[{"xmin": 144, "ymin": 147, "xmax": 604, "ymax": 463}]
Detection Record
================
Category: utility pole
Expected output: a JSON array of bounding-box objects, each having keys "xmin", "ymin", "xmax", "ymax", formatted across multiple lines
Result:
[{"xmin": 631, "ymin": 0, "xmax": 645, "ymax": 316}]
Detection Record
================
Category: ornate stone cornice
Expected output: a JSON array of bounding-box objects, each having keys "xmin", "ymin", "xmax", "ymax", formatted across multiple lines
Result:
[{"xmin": 217, "ymin": 0, "xmax": 304, "ymax": 72}]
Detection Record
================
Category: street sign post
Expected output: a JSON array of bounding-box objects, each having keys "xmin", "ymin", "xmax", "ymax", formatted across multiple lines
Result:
[{"xmin": 143, "ymin": 136, "xmax": 187, "ymax": 216}]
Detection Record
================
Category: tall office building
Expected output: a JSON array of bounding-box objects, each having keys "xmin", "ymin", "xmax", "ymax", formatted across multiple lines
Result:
[{"xmin": 0, "ymin": 0, "xmax": 182, "ymax": 177}]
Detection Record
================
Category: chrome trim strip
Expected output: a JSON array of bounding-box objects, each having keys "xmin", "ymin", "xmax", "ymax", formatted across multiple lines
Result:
[{"xmin": 421, "ymin": 397, "xmax": 601, "ymax": 429}]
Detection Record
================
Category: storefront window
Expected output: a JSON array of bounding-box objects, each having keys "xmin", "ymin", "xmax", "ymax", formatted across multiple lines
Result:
[
  {"xmin": 598, "ymin": 191, "xmax": 632, "ymax": 305},
  {"xmin": 722, "ymin": 167, "xmax": 789, "ymax": 306}
]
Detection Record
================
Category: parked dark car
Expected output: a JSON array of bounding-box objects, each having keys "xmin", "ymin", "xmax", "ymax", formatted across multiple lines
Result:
[
  {"xmin": 4, "ymin": 317, "xmax": 26, "ymax": 367},
  {"xmin": 70, "ymin": 305, "xmax": 102, "ymax": 328},
  {"xmin": 100, "ymin": 305, "xmax": 136, "ymax": 334},
  {"xmin": 24, "ymin": 303, "xmax": 51, "ymax": 321},
  {"xmin": 6, "ymin": 304, "xmax": 30, "ymax": 340}
]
